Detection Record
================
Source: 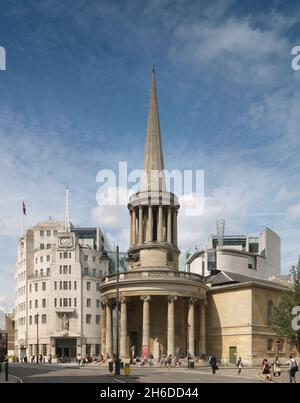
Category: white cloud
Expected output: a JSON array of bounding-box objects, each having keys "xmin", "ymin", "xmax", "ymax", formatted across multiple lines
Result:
[{"xmin": 287, "ymin": 203, "xmax": 300, "ymax": 219}]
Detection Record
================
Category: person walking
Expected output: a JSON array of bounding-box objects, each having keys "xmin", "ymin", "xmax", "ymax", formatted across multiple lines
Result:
[
  {"xmin": 208, "ymin": 354, "xmax": 218, "ymax": 375},
  {"xmin": 272, "ymin": 357, "xmax": 281, "ymax": 377},
  {"xmin": 286, "ymin": 355, "xmax": 298, "ymax": 383},
  {"xmin": 261, "ymin": 359, "xmax": 272, "ymax": 382},
  {"xmin": 236, "ymin": 357, "xmax": 244, "ymax": 375}
]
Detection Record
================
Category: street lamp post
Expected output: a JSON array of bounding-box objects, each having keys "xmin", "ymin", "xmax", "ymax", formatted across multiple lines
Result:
[
  {"xmin": 36, "ymin": 313, "xmax": 39, "ymax": 364},
  {"xmin": 115, "ymin": 245, "xmax": 121, "ymax": 375}
]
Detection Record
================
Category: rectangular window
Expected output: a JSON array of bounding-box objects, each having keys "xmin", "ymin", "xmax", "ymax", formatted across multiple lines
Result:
[
  {"xmin": 40, "ymin": 244, "xmax": 44, "ymax": 250},
  {"xmin": 60, "ymin": 252, "xmax": 62, "ymax": 259},
  {"xmin": 29, "ymin": 300, "xmax": 32, "ymax": 309},
  {"xmin": 84, "ymin": 267, "xmax": 88, "ymax": 276},
  {"xmin": 63, "ymin": 281, "xmax": 68, "ymax": 290},
  {"xmin": 42, "ymin": 282, "xmax": 46, "ymax": 291},
  {"xmin": 69, "ymin": 298, "xmax": 71, "ymax": 307},
  {"xmin": 41, "ymin": 314, "xmax": 46, "ymax": 324},
  {"xmin": 29, "ymin": 316, "xmax": 32, "ymax": 325},
  {"xmin": 42, "ymin": 299, "xmax": 46, "ymax": 308},
  {"xmin": 40, "ymin": 230, "xmax": 44, "ymax": 237},
  {"xmin": 40, "ymin": 256, "xmax": 43, "ymax": 263},
  {"xmin": 54, "ymin": 298, "xmax": 57, "ymax": 307},
  {"xmin": 47, "ymin": 268, "xmax": 50, "ymax": 276},
  {"xmin": 46, "ymin": 244, "xmax": 51, "ymax": 249},
  {"xmin": 60, "ymin": 281, "xmax": 62, "ymax": 290},
  {"xmin": 34, "ymin": 314, "xmax": 39, "ymax": 324},
  {"xmin": 86, "ymin": 314, "xmax": 91, "ymax": 324},
  {"xmin": 69, "ymin": 281, "xmax": 71, "ymax": 290},
  {"xmin": 63, "ymin": 265, "xmax": 68, "ymax": 274},
  {"xmin": 35, "ymin": 300, "xmax": 38, "ymax": 308},
  {"xmin": 86, "ymin": 344, "xmax": 91, "ymax": 355},
  {"xmin": 74, "ymin": 281, "xmax": 77, "ymax": 290},
  {"xmin": 47, "ymin": 255, "xmax": 50, "ymax": 262},
  {"xmin": 29, "ymin": 284, "xmax": 32, "ymax": 293},
  {"xmin": 95, "ymin": 344, "xmax": 100, "ymax": 355},
  {"xmin": 96, "ymin": 300, "xmax": 100, "ymax": 309},
  {"xmin": 47, "ymin": 230, "xmax": 51, "ymax": 237},
  {"xmin": 35, "ymin": 270, "xmax": 38, "ymax": 277},
  {"xmin": 54, "ymin": 281, "xmax": 57, "ymax": 290},
  {"xmin": 84, "ymin": 255, "xmax": 88, "ymax": 261},
  {"xmin": 96, "ymin": 315, "xmax": 100, "ymax": 325},
  {"xmin": 93, "ymin": 256, "xmax": 96, "ymax": 262},
  {"xmin": 63, "ymin": 252, "xmax": 68, "ymax": 258},
  {"xmin": 92, "ymin": 269, "xmax": 96, "ymax": 277},
  {"xmin": 63, "ymin": 298, "xmax": 68, "ymax": 307},
  {"xmin": 87, "ymin": 282, "xmax": 91, "ymax": 291},
  {"xmin": 69, "ymin": 265, "xmax": 71, "ymax": 274},
  {"xmin": 96, "ymin": 283, "xmax": 100, "ymax": 291},
  {"xmin": 40, "ymin": 269, "xmax": 43, "ymax": 277},
  {"xmin": 43, "ymin": 344, "xmax": 47, "ymax": 356},
  {"xmin": 35, "ymin": 283, "xmax": 38, "ymax": 292},
  {"xmin": 59, "ymin": 265, "xmax": 62, "ymax": 274},
  {"xmin": 74, "ymin": 298, "xmax": 77, "ymax": 307},
  {"xmin": 60, "ymin": 298, "xmax": 62, "ymax": 307},
  {"xmin": 87, "ymin": 299, "xmax": 91, "ymax": 308},
  {"xmin": 69, "ymin": 252, "xmax": 71, "ymax": 259}
]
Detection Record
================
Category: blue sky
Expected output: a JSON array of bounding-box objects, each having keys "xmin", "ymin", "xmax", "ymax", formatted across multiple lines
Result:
[{"xmin": 1, "ymin": 0, "xmax": 300, "ymax": 310}]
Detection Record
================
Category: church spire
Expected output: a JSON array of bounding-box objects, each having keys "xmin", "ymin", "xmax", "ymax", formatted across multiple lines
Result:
[{"xmin": 141, "ymin": 67, "xmax": 165, "ymax": 192}]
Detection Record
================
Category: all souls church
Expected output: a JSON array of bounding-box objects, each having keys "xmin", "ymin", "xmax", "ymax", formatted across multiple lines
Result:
[{"xmin": 99, "ymin": 68, "xmax": 291, "ymax": 366}]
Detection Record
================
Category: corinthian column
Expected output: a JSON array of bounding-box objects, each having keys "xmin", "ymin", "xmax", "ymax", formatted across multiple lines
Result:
[
  {"xmin": 167, "ymin": 207, "xmax": 172, "ymax": 244},
  {"xmin": 141, "ymin": 296, "xmax": 151, "ymax": 357},
  {"xmin": 101, "ymin": 301, "xmax": 107, "ymax": 354},
  {"xmin": 120, "ymin": 297, "xmax": 128, "ymax": 358},
  {"xmin": 158, "ymin": 205, "xmax": 163, "ymax": 241},
  {"xmin": 188, "ymin": 298, "xmax": 195, "ymax": 357},
  {"xmin": 167, "ymin": 296, "xmax": 177, "ymax": 355},
  {"xmin": 105, "ymin": 301, "xmax": 113, "ymax": 357},
  {"xmin": 138, "ymin": 205, "xmax": 143, "ymax": 244},
  {"xmin": 132, "ymin": 207, "xmax": 136, "ymax": 245},
  {"xmin": 173, "ymin": 210, "xmax": 177, "ymax": 246},
  {"xmin": 199, "ymin": 301, "xmax": 206, "ymax": 355},
  {"xmin": 147, "ymin": 205, "xmax": 153, "ymax": 242}
]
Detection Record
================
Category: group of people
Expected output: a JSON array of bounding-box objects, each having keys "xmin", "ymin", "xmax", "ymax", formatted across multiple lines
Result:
[{"xmin": 261, "ymin": 355, "xmax": 298, "ymax": 383}]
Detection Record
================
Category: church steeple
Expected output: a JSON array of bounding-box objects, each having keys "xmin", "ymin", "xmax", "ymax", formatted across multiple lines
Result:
[{"xmin": 141, "ymin": 67, "xmax": 165, "ymax": 192}]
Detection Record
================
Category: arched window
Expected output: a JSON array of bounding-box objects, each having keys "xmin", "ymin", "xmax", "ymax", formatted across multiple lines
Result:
[
  {"xmin": 267, "ymin": 301, "xmax": 274, "ymax": 326},
  {"xmin": 267, "ymin": 339, "xmax": 274, "ymax": 351}
]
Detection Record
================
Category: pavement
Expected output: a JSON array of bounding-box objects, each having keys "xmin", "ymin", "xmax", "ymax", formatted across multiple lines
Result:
[{"xmin": 1, "ymin": 363, "xmax": 295, "ymax": 383}]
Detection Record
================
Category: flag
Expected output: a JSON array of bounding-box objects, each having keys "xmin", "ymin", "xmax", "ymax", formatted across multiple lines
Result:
[{"xmin": 22, "ymin": 201, "xmax": 27, "ymax": 216}]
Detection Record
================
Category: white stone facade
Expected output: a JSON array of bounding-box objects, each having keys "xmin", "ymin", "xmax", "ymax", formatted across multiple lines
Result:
[{"xmin": 14, "ymin": 221, "xmax": 109, "ymax": 361}]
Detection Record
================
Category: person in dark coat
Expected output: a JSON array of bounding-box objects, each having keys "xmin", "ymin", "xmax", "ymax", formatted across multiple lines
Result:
[{"xmin": 209, "ymin": 354, "xmax": 218, "ymax": 375}]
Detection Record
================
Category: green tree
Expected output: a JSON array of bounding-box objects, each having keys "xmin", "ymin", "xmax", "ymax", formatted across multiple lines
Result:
[{"xmin": 272, "ymin": 260, "xmax": 300, "ymax": 353}]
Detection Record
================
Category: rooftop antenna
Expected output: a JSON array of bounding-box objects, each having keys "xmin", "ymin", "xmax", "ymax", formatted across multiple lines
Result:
[
  {"xmin": 65, "ymin": 187, "xmax": 71, "ymax": 233},
  {"xmin": 216, "ymin": 219, "xmax": 225, "ymax": 249}
]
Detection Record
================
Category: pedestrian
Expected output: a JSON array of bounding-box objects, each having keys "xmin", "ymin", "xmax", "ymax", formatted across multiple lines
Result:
[
  {"xmin": 261, "ymin": 359, "xmax": 272, "ymax": 382},
  {"xmin": 286, "ymin": 354, "xmax": 298, "ymax": 384},
  {"xmin": 236, "ymin": 357, "xmax": 244, "ymax": 375},
  {"xmin": 208, "ymin": 354, "xmax": 218, "ymax": 375},
  {"xmin": 272, "ymin": 357, "xmax": 281, "ymax": 377}
]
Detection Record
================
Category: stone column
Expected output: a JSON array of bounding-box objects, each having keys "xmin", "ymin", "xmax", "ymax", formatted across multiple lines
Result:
[
  {"xmin": 141, "ymin": 296, "xmax": 151, "ymax": 357},
  {"xmin": 173, "ymin": 210, "xmax": 177, "ymax": 246},
  {"xmin": 167, "ymin": 207, "xmax": 172, "ymax": 244},
  {"xmin": 132, "ymin": 207, "xmax": 136, "ymax": 245},
  {"xmin": 106, "ymin": 301, "xmax": 113, "ymax": 357},
  {"xmin": 188, "ymin": 298, "xmax": 195, "ymax": 357},
  {"xmin": 162, "ymin": 208, "xmax": 167, "ymax": 242},
  {"xmin": 199, "ymin": 301, "xmax": 206, "ymax": 355},
  {"xmin": 120, "ymin": 297, "xmax": 128, "ymax": 358},
  {"xmin": 130, "ymin": 209, "xmax": 133, "ymax": 246},
  {"xmin": 138, "ymin": 205, "xmax": 143, "ymax": 244},
  {"xmin": 101, "ymin": 301, "xmax": 107, "ymax": 354},
  {"xmin": 158, "ymin": 205, "xmax": 163, "ymax": 242},
  {"xmin": 167, "ymin": 296, "xmax": 177, "ymax": 355},
  {"xmin": 147, "ymin": 205, "xmax": 153, "ymax": 242}
]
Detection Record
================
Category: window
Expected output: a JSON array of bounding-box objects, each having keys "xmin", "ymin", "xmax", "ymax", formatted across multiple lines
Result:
[
  {"xmin": 60, "ymin": 298, "xmax": 62, "ymax": 307},
  {"xmin": 43, "ymin": 344, "xmax": 47, "ymax": 355},
  {"xmin": 74, "ymin": 298, "xmax": 77, "ymax": 307},
  {"xmin": 69, "ymin": 265, "xmax": 71, "ymax": 274},
  {"xmin": 84, "ymin": 267, "xmax": 89, "ymax": 276},
  {"xmin": 35, "ymin": 283, "xmax": 38, "ymax": 292},
  {"xmin": 42, "ymin": 299, "xmax": 46, "ymax": 308},
  {"xmin": 29, "ymin": 300, "xmax": 32, "ymax": 309},
  {"xmin": 47, "ymin": 268, "xmax": 50, "ymax": 276},
  {"xmin": 40, "ymin": 244, "xmax": 44, "ymax": 250},
  {"xmin": 42, "ymin": 282, "xmax": 46, "ymax": 291},
  {"xmin": 34, "ymin": 315, "xmax": 39, "ymax": 324},
  {"xmin": 69, "ymin": 298, "xmax": 72, "ymax": 307},
  {"xmin": 60, "ymin": 281, "xmax": 62, "ymax": 290},
  {"xmin": 87, "ymin": 282, "xmax": 91, "ymax": 291},
  {"xmin": 47, "ymin": 230, "xmax": 51, "ymax": 237},
  {"xmin": 54, "ymin": 281, "xmax": 57, "ymax": 290},
  {"xmin": 63, "ymin": 265, "xmax": 68, "ymax": 274},
  {"xmin": 87, "ymin": 299, "xmax": 91, "ymax": 308},
  {"xmin": 63, "ymin": 281, "xmax": 68, "ymax": 290},
  {"xmin": 29, "ymin": 316, "xmax": 32, "ymax": 325},
  {"xmin": 41, "ymin": 314, "xmax": 47, "ymax": 324},
  {"xmin": 69, "ymin": 252, "xmax": 71, "ymax": 259},
  {"xmin": 46, "ymin": 244, "xmax": 51, "ymax": 249},
  {"xmin": 267, "ymin": 301, "xmax": 274, "ymax": 326},
  {"xmin": 35, "ymin": 270, "xmax": 38, "ymax": 277},
  {"xmin": 92, "ymin": 269, "xmax": 96, "ymax": 277},
  {"xmin": 248, "ymin": 263, "xmax": 253, "ymax": 269},
  {"xmin": 86, "ymin": 344, "xmax": 91, "ymax": 355},
  {"xmin": 96, "ymin": 300, "xmax": 100, "ymax": 309},
  {"xmin": 74, "ymin": 281, "xmax": 77, "ymax": 290},
  {"xmin": 54, "ymin": 230, "xmax": 57, "ymax": 236},
  {"xmin": 86, "ymin": 314, "xmax": 91, "ymax": 324},
  {"xmin": 96, "ymin": 315, "xmax": 100, "ymax": 325},
  {"xmin": 40, "ymin": 256, "xmax": 43, "ymax": 263},
  {"xmin": 60, "ymin": 252, "xmax": 62, "ymax": 259},
  {"xmin": 84, "ymin": 255, "xmax": 88, "ymax": 262},
  {"xmin": 40, "ymin": 269, "xmax": 43, "ymax": 277},
  {"xmin": 40, "ymin": 230, "xmax": 44, "ymax": 236},
  {"xmin": 59, "ymin": 266, "xmax": 62, "ymax": 274},
  {"xmin": 95, "ymin": 344, "xmax": 100, "ymax": 355},
  {"xmin": 267, "ymin": 339, "xmax": 274, "ymax": 351},
  {"xmin": 54, "ymin": 298, "xmax": 57, "ymax": 307},
  {"xmin": 63, "ymin": 298, "xmax": 68, "ymax": 307},
  {"xmin": 96, "ymin": 283, "xmax": 100, "ymax": 291},
  {"xmin": 69, "ymin": 281, "xmax": 72, "ymax": 290},
  {"xmin": 35, "ymin": 300, "xmax": 38, "ymax": 308},
  {"xmin": 29, "ymin": 284, "xmax": 32, "ymax": 293},
  {"xmin": 63, "ymin": 252, "xmax": 68, "ymax": 259},
  {"xmin": 35, "ymin": 258, "xmax": 38, "ymax": 264},
  {"xmin": 93, "ymin": 256, "xmax": 96, "ymax": 262}
]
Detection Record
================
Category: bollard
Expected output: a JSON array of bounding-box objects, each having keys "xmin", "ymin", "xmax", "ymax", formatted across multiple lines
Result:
[{"xmin": 5, "ymin": 361, "xmax": 8, "ymax": 382}]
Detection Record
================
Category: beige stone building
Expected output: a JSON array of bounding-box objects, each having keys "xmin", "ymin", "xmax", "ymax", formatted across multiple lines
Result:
[{"xmin": 99, "ymin": 68, "xmax": 292, "ymax": 366}]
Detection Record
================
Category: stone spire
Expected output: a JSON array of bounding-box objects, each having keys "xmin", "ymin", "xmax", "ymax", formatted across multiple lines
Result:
[{"xmin": 141, "ymin": 67, "xmax": 165, "ymax": 192}]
